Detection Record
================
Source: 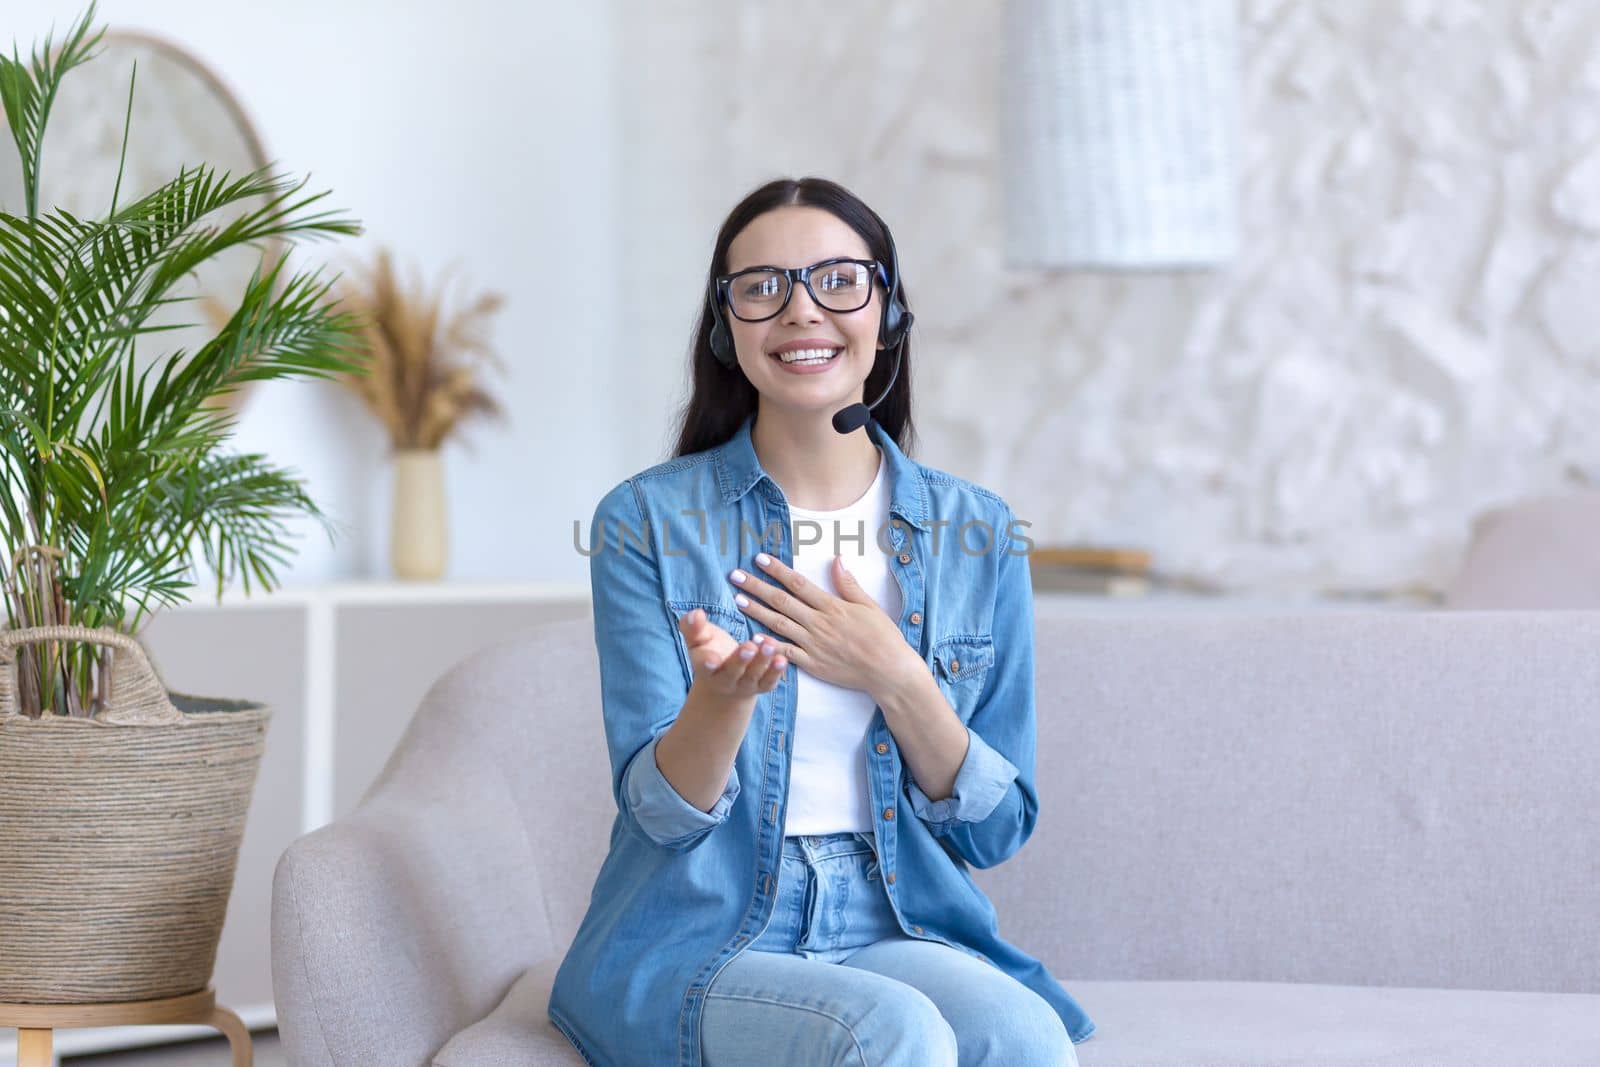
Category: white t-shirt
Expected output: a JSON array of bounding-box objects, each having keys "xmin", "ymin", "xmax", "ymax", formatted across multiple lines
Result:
[{"xmin": 781, "ymin": 445, "xmax": 904, "ymax": 837}]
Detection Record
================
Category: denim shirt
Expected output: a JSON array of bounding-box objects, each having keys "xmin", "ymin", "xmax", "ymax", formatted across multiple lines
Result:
[{"xmin": 547, "ymin": 412, "xmax": 1097, "ymax": 1066}]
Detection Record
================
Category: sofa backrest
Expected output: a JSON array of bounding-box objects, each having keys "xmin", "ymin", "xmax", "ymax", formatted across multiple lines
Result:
[
  {"xmin": 985, "ymin": 602, "xmax": 1600, "ymax": 994},
  {"xmin": 501, "ymin": 606, "xmax": 1600, "ymax": 995}
]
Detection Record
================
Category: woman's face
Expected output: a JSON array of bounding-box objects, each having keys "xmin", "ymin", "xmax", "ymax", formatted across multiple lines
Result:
[{"xmin": 722, "ymin": 205, "xmax": 885, "ymax": 415}]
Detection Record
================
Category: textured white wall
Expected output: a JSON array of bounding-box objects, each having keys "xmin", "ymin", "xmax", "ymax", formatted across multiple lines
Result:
[{"xmin": 617, "ymin": 0, "xmax": 1600, "ymax": 596}]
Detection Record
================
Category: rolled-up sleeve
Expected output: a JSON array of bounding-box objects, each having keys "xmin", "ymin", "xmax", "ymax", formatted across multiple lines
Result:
[
  {"xmin": 905, "ymin": 726, "xmax": 1020, "ymax": 831},
  {"xmin": 590, "ymin": 480, "xmax": 738, "ymax": 853},
  {"xmin": 623, "ymin": 730, "xmax": 741, "ymax": 848},
  {"xmin": 903, "ymin": 506, "xmax": 1040, "ymax": 869}
]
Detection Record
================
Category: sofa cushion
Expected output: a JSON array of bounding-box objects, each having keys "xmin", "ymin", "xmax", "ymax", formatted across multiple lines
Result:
[
  {"xmin": 433, "ymin": 958, "xmax": 583, "ymax": 1066},
  {"xmin": 432, "ymin": 972, "xmax": 1600, "ymax": 1062},
  {"xmin": 435, "ymin": 968, "xmax": 1600, "ymax": 1066},
  {"xmin": 1072, "ymin": 980, "xmax": 1600, "ymax": 1066}
]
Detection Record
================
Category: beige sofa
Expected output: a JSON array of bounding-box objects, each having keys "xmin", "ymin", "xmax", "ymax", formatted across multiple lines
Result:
[{"xmin": 272, "ymin": 605, "xmax": 1600, "ymax": 1065}]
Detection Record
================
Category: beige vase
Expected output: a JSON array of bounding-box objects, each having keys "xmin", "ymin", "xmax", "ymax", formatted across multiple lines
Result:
[{"xmin": 390, "ymin": 448, "xmax": 448, "ymax": 580}]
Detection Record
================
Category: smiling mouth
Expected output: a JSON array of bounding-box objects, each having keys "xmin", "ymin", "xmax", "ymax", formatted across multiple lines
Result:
[{"xmin": 770, "ymin": 347, "xmax": 843, "ymax": 365}]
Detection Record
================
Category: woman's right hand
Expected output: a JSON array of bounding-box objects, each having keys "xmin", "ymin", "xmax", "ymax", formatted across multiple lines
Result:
[{"xmin": 677, "ymin": 608, "xmax": 787, "ymax": 699}]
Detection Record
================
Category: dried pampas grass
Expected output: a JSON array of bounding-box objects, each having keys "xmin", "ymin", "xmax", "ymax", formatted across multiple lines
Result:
[{"xmin": 330, "ymin": 247, "xmax": 507, "ymax": 451}]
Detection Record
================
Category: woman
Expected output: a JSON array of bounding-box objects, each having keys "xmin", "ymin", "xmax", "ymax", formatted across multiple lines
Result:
[{"xmin": 548, "ymin": 177, "xmax": 1095, "ymax": 1066}]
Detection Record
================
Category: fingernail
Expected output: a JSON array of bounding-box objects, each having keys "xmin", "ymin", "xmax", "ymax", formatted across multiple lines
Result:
[
  {"xmin": 735, "ymin": 593, "xmax": 749, "ymax": 607},
  {"xmin": 756, "ymin": 553, "xmax": 772, "ymax": 566},
  {"xmin": 730, "ymin": 569, "xmax": 747, "ymax": 584},
  {"xmin": 739, "ymin": 646, "xmax": 756, "ymax": 659}
]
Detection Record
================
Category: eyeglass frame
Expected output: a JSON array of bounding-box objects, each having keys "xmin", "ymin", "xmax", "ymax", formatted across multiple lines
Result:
[{"xmin": 712, "ymin": 257, "xmax": 889, "ymax": 323}]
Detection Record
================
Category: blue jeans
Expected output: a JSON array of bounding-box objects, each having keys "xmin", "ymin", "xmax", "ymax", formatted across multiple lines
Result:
[{"xmin": 700, "ymin": 831, "xmax": 1076, "ymax": 1066}]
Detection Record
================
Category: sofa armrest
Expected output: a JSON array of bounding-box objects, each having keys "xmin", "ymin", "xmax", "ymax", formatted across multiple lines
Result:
[{"xmin": 272, "ymin": 760, "xmax": 552, "ymax": 1066}]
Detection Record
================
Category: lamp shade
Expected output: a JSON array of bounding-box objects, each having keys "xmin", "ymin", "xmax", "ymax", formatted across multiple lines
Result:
[{"xmin": 1002, "ymin": 0, "xmax": 1240, "ymax": 269}]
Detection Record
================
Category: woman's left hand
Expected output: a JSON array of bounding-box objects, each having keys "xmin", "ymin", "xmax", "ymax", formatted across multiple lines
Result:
[{"xmin": 729, "ymin": 552, "xmax": 924, "ymax": 703}]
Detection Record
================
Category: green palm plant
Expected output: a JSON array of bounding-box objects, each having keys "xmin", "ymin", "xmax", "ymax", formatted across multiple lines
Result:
[{"xmin": 0, "ymin": 3, "xmax": 368, "ymax": 719}]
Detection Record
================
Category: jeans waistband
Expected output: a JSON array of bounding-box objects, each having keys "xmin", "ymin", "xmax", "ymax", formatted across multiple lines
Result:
[{"xmin": 783, "ymin": 831, "xmax": 877, "ymax": 862}]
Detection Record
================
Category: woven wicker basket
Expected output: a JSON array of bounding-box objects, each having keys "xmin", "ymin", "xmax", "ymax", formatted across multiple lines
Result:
[{"xmin": 0, "ymin": 624, "xmax": 270, "ymax": 1004}]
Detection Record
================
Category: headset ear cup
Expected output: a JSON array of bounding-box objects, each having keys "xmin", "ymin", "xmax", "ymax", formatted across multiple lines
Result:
[
  {"xmin": 881, "ymin": 302, "xmax": 905, "ymax": 348},
  {"xmin": 708, "ymin": 277, "xmax": 737, "ymax": 367},
  {"xmin": 879, "ymin": 290, "xmax": 911, "ymax": 349},
  {"xmin": 710, "ymin": 315, "xmax": 733, "ymax": 367},
  {"xmin": 876, "ymin": 234, "xmax": 911, "ymax": 350},
  {"xmin": 885, "ymin": 306, "xmax": 912, "ymax": 349},
  {"xmin": 876, "ymin": 263, "xmax": 901, "ymax": 349}
]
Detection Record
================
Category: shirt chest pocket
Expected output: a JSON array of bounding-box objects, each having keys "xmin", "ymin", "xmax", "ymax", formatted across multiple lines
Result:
[
  {"xmin": 666, "ymin": 598, "xmax": 750, "ymax": 681},
  {"xmin": 931, "ymin": 633, "xmax": 995, "ymax": 723}
]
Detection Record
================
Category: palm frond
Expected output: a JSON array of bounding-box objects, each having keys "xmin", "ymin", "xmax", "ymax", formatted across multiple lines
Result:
[
  {"xmin": 0, "ymin": 7, "xmax": 365, "ymax": 716},
  {"xmin": 0, "ymin": 3, "xmax": 104, "ymax": 220}
]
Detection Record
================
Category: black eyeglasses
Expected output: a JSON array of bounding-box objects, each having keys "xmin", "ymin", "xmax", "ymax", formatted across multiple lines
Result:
[{"xmin": 714, "ymin": 257, "xmax": 886, "ymax": 322}]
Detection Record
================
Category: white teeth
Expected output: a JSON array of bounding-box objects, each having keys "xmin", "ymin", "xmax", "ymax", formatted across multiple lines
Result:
[{"xmin": 774, "ymin": 347, "xmax": 842, "ymax": 364}]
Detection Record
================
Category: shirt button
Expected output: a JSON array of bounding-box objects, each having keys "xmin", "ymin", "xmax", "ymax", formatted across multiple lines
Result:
[
  {"xmin": 898, "ymin": 553, "xmax": 911, "ymax": 564},
  {"xmin": 910, "ymin": 612, "xmax": 922, "ymax": 624},
  {"xmin": 886, "ymin": 872, "xmax": 896, "ymax": 884},
  {"xmin": 883, "ymin": 807, "xmax": 895, "ymax": 820},
  {"xmin": 912, "ymin": 925, "xmax": 924, "ymax": 934},
  {"xmin": 950, "ymin": 658, "xmax": 960, "ymax": 672},
  {"xmin": 875, "ymin": 742, "xmax": 888, "ymax": 754}
]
